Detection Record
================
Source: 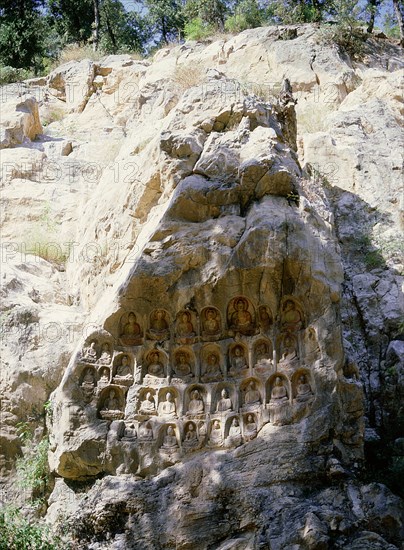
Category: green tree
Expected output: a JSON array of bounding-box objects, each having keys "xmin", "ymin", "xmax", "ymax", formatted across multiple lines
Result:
[
  {"xmin": 225, "ymin": 0, "xmax": 268, "ymax": 32},
  {"xmin": 47, "ymin": 0, "xmax": 94, "ymax": 44},
  {"xmin": 184, "ymin": 0, "xmax": 228, "ymax": 29},
  {"xmin": 366, "ymin": 0, "xmax": 381, "ymax": 33},
  {"xmin": 99, "ymin": 0, "xmax": 150, "ymax": 53},
  {"xmin": 392, "ymin": 0, "xmax": 404, "ymax": 45},
  {"xmin": 0, "ymin": 0, "xmax": 47, "ymax": 69},
  {"xmin": 145, "ymin": 0, "xmax": 185, "ymax": 44}
]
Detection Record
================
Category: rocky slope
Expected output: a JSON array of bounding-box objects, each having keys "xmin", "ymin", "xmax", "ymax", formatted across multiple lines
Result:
[{"xmin": 0, "ymin": 24, "xmax": 403, "ymax": 549}]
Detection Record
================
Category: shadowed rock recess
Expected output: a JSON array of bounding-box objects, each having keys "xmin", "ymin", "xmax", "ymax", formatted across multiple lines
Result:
[{"xmin": 1, "ymin": 25, "xmax": 403, "ymax": 550}]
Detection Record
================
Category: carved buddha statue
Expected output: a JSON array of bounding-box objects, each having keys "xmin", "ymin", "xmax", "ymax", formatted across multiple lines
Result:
[
  {"xmin": 258, "ymin": 305, "xmax": 272, "ymax": 331},
  {"xmin": 173, "ymin": 352, "xmax": 192, "ymax": 378},
  {"xmin": 281, "ymin": 300, "xmax": 303, "ymax": 334},
  {"xmin": 99, "ymin": 343, "xmax": 112, "ymax": 365},
  {"xmin": 158, "ymin": 392, "xmax": 177, "ymax": 418},
  {"xmin": 255, "ymin": 342, "xmax": 270, "ymax": 362},
  {"xmin": 296, "ymin": 375, "xmax": 312, "ymax": 401},
  {"xmin": 209, "ymin": 420, "xmax": 223, "ymax": 447},
  {"xmin": 183, "ymin": 423, "xmax": 198, "ymax": 449},
  {"xmin": 162, "ymin": 426, "xmax": 178, "ymax": 449},
  {"xmin": 230, "ymin": 298, "xmax": 254, "ymax": 334},
  {"xmin": 139, "ymin": 392, "xmax": 156, "ymax": 415},
  {"xmin": 202, "ymin": 308, "xmax": 220, "ymax": 336},
  {"xmin": 116, "ymin": 355, "xmax": 131, "ymax": 377},
  {"xmin": 99, "ymin": 368, "xmax": 110, "ymax": 384},
  {"xmin": 121, "ymin": 312, "xmax": 142, "ymax": 345},
  {"xmin": 271, "ymin": 377, "xmax": 288, "ymax": 401},
  {"xmin": 227, "ymin": 418, "xmax": 242, "ymax": 447},
  {"xmin": 202, "ymin": 353, "xmax": 222, "ymax": 382},
  {"xmin": 176, "ymin": 312, "xmax": 195, "ymax": 339},
  {"xmin": 102, "ymin": 390, "xmax": 120, "ymax": 412},
  {"xmin": 280, "ymin": 335, "xmax": 298, "ymax": 363},
  {"xmin": 149, "ymin": 309, "xmax": 169, "ymax": 339},
  {"xmin": 83, "ymin": 340, "xmax": 97, "ymax": 362},
  {"xmin": 147, "ymin": 351, "xmax": 164, "ymax": 377},
  {"xmin": 187, "ymin": 390, "xmax": 204, "ymax": 415},
  {"xmin": 139, "ymin": 421, "xmax": 153, "ymax": 440},
  {"xmin": 230, "ymin": 346, "xmax": 247, "ymax": 376},
  {"xmin": 122, "ymin": 423, "xmax": 137, "ymax": 441},
  {"xmin": 244, "ymin": 414, "xmax": 257, "ymax": 441},
  {"xmin": 82, "ymin": 369, "xmax": 95, "ymax": 388},
  {"xmin": 81, "ymin": 369, "xmax": 95, "ymax": 400},
  {"xmin": 216, "ymin": 389, "xmax": 232, "ymax": 413},
  {"xmin": 244, "ymin": 382, "xmax": 261, "ymax": 406}
]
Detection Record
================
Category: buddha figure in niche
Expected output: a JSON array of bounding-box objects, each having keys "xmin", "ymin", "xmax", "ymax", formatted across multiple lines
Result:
[
  {"xmin": 116, "ymin": 355, "xmax": 132, "ymax": 377},
  {"xmin": 81, "ymin": 368, "xmax": 95, "ymax": 388},
  {"xmin": 280, "ymin": 334, "xmax": 298, "ymax": 363},
  {"xmin": 202, "ymin": 353, "xmax": 222, "ymax": 382},
  {"xmin": 176, "ymin": 311, "xmax": 195, "ymax": 340},
  {"xmin": 173, "ymin": 352, "xmax": 192, "ymax": 378},
  {"xmin": 83, "ymin": 340, "xmax": 97, "ymax": 362},
  {"xmin": 244, "ymin": 382, "xmax": 261, "ymax": 406},
  {"xmin": 162, "ymin": 426, "xmax": 178, "ymax": 449},
  {"xmin": 122, "ymin": 423, "xmax": 137, "ymax": 441},
  {"xmin": 198, "ymin": 421, "xmax": 207, "ymax": 439},
  {"xmin": 209, "ymin": 420, "xmax": 223, "ymax": 447},
  {"xmin": 244, "ymin": 414, "xmax": 257, "ymax": 441},
  {"xmin": 187, "ymin": 390, "xmax": 204, "ymax": 415},
  {"xmin": 149, "ymin": 309, "xmax": 169, "ymax": 340},
  {"xmin": 202, "ymin": 308, "xmax": 220, "ymax": 337},
  {"xmin": 281, "ymin": 300, "xmax": 303, "ymax": 334},
  {"xmin": 139, "ymin": 421, "xmax": 153, "ymax": 440},
  {"xmin": 229, "ymin": 345, "xmax": 248, "ymax": 376},
  {"xmin": 99, "ymin": 367, "xmax": 110, "ymax": 385},
  {"xmin": 139, "ymin": 391, "xmax": 156, "ymax": 415},
  {"xmin": 184, "ymin": 423, "xmax": 198, "ymax": 444},
  {"xmin": 102, "ymin": 389, "xmax": 120, "ymax": 412},
  {"xmin": 120, "ymin": 312, "xmax": 142, "ymax": 345},
  {"xmin": 81, "ymin": 368, "xmax": 95, "ymax": 400},
  {"xmin": 258, "ymin": 305, "xmax": 272, "ymax": 331},
  {"xmin": 227, "ymin": 418, "xmax": 242, "ymax": 447},
  {"xmin": 229, "ymin": 297, "xmax": 254, "ymax": 334},
  {"xmin": 99, "ymin": 343, "xmax": 112, "ymax": 365},
  {"xmin": 216, "ymin": 389, "xmax": 232, "ymax": 413},
  {"xmin": 296, "ymin": 374, "xmax": 312, "ymax": 401},
  {"xmin": 147, "ymin": 351, "xmax": 164, "ymax": 377},
  {"xmin": 255, "ymin": 341, "xmax": 271, "ymax": 363},
  {"xmin": 158, "ymin": 392, "xmax": 177, "ymax": 418},
  {"xmin": 270, "ymin": 377, "xmax": 288, "ymax": 402}
]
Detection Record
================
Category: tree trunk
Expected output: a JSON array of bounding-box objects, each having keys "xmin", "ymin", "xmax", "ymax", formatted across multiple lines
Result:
[
  {"xmin": 106, "ymin": 17, "xmax": 117, "ymax": 52},
  {"xmin": 393, "ymin": 0, "xmax": 404, "ymax": 46},
  {"xmin": 93, "ymin": 0, "xmax": 100, "ymax": 51},
  {"xmin": 161, "ymin": 16, "xmax": 168, "ymax": 44},
  {"xmin": 367, "ymin": 0, "xmax": 377, "ymax": 33}
]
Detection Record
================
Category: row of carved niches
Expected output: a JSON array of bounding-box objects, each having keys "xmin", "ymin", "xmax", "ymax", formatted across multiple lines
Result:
[
  {"xmin": 111, "ymin": 296, "xmax": 305, "ymax": 346},
  {"xmin": 108, "ymin": 412, "xmax": 263, "ymax": 459},
  {"xmin": 80, "ymin": 328, "xmax": 321, "ymax": 386},
  {"xmin": 91, "ymin": 370, "xmax": 314, "ymax": 426}
]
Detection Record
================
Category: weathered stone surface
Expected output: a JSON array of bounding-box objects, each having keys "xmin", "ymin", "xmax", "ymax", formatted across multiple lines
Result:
[
  {"xmin": 47, "ymin": 60, "xmax": 96, "ymax": 113},
  {"xmin": 0, "ymin": 95, "xmax": 42, "ymax": 148}
]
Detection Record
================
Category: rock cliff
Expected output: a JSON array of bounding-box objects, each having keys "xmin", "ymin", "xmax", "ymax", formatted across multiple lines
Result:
[{"xmin": 0, "ymin": 24, "xmax": 403, "ymax": 549}]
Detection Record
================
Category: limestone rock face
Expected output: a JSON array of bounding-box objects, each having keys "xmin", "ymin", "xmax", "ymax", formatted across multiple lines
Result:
[
  {"xmin": 47, "ymin": 60, "xmax": 96, "ymax": 113},
  {"xmin": 0, "ymin": 95, "xmax": 43, "ymax": 148},
  {"xmin": 0, "ymin": 24, "xmax": 403, "ymax": 550}
]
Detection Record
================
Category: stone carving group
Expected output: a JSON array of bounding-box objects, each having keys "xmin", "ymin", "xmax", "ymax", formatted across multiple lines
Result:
[{"xmin": 77, "ymin": 296, "xmax": 317, "ymax": 465}]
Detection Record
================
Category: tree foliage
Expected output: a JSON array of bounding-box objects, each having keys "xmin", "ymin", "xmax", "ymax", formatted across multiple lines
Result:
[{"xmin": 0, "ymin": 0, "xmax": 47, "ymax": 69}]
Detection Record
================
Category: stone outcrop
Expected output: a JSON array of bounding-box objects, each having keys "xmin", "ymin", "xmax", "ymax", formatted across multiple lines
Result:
[
  {"xmin": 0, "ymin": 95, "xmax": 43, "ymax": 148},
  {"xmin": 0, "ymin": 24, "xmax": 403, "ymax": 549}
]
